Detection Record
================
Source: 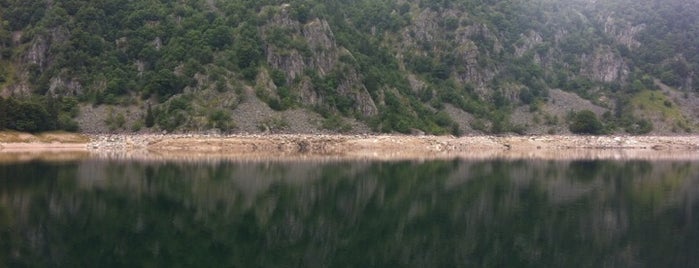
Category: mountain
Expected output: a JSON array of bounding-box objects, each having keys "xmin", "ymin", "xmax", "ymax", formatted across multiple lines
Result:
[{"xmin": 1, "ymin": 0, "xmax": 698, "ymax": 134}]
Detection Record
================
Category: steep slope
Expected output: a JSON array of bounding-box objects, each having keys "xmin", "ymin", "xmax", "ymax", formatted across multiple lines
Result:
[{"xmin": 0, "ymin": 0, "xmax": 697, "ymax": 134}]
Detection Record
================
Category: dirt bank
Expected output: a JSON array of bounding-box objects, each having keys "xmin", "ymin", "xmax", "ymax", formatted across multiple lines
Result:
[{"xmin": 0, "ymin": 131, "xmax": 91, "ymax": 152}]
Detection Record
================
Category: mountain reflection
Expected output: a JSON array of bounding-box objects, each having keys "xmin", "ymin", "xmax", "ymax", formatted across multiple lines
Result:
[{"xmin": 1, "ymin": 159, "xmax": 699, "ymax": 267}]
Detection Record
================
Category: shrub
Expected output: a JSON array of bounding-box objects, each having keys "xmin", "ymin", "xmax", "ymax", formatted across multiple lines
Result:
[
  {"xmin": 569, "ymin": 110, "xmax": 604, "ymax": 135},
  {"xmin": 626, "ymin": 118, "xmax": 653, "ymax": 135},
  {"xmin": 0, "ymin": 98, "xmax": 56, "ymax": 132},
  {"xmin": 58, "ymin": 114, "xmax": 79, "ymax": 132},
  {"xmin": 208, "ymin": 109, "xmax": 234, "ymax": 132},
  {"xmin": 156, "ymin": 111, "xmax": 186, "ymax": 132},
  {"xmin": 131, "ymin": 120, "xmax": 144, "ymax": 132},
  {"xmin": 105, "ymin": 110, "xmax": 126, "ymax": 131},
  {"xmin": 322, "ymin": 115, "xmax": 352, "ymax": 133},
  {"xmin": 145, "ymin": 104, "xmax": 155, "ymax": 128},
  {"xmin": 258, "ymin": 116, "xmax": 289, "ymax": 133},
  {"xmin": 14, "ymin": 102, "xmax": 51, "ymax": 132}
]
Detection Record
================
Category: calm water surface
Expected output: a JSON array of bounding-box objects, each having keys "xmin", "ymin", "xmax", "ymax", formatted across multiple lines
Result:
[{"xmin": 2, "ymin": 156, "xmax": 699, "ymax": 267}]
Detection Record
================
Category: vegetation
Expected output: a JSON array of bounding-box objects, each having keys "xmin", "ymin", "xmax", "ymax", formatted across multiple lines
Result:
[
  {"xmin": 258, "ymin": 115, "xmax": 289, "ymax": 133},
  {"xmin": 569, "ymin": 110, "xmax": 605, "ymax": 135},
  {"xmin": 0, "ymin": 0, "xmax": 697, "ymax": 134},
  {"xmin": 0, "ymin": 96, "xmax": 79, "ymax": 133},
  {"xmin": 632, "ymin": 90, "xmax": 691, "ymax": 133},
  {"xmin": 207, "ymin": 109, "xmax": 235, "ymax": 132},
  {"xmin": 322, "ymin": 114, "xmax": 352, "ymax": 133}
]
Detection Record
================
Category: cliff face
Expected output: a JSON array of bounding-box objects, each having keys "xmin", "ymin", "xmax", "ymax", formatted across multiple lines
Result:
[
  {"xmin": 261, "ymin": 6, "xmax": 377, "ymax": 116},
  {"xmin": 0, "ymin": 0, "xmax": 698, "ymax": 134},
  {"xmin": 581, "ymin": 46, "xmax": 629, "ymax": 83}
]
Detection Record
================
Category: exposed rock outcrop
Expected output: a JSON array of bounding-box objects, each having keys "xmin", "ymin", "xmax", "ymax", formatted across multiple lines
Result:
[
  {"xmin": 514, "ymin": 31, "xmax": 544, "ymax": 57},
  {"xmin": 581, "ymin": 46, "xmax": 629, "ymax": 83},
  {"xmin": 601, "ymin": 15, "xmax": 645, "ymax": 49}
]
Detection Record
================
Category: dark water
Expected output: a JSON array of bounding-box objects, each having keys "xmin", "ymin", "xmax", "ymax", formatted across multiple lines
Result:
[{"xmin": 2, "ymin": 157, "xmax": 699, "ymax": 267}]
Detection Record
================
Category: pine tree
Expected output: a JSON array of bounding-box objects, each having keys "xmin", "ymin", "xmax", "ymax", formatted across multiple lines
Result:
[
  {"xmin": 0, "ymin": 97, "xmax": 6, "ymax": 130},
  {"xmin": 45, "ymin": 95, "xmax": 59, "ymax": 130},
  {"xmin": 145, "ymin": 103, "xmax": 155, "ymax": 128}
]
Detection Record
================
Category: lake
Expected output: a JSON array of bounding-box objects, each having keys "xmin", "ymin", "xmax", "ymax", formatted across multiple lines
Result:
[{"xmin": 1, "ymin": 155, "xmax": 699, "ymax": 267}]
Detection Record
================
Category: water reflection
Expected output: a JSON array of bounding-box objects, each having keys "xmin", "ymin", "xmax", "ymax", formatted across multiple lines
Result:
[{"xmin": 1, "ymin": 158, "xmax": 699, "ymax": 267}]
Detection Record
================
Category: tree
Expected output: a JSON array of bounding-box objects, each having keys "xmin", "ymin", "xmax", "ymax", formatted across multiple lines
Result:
[
  {"xmin": 569, "ymin": 110, "xmax": 604, "ymax": 135},
  {"xmin": 0, "ymin": 98, "xmax": 7, "ymax": 129},
  {"xmin": 145, "ymin": 103, "xmax": 155, "ymax": 128},
  {"xmin": 233, "ymin": 23, "xmax": 263, "ymax": 79},
  {"xmin": 13, "ymin": 101, "xmax": 51, "ymax": 133},
  {"xmin": 205, "ymin": 25, "xmax": 232, "ymax": 50},
  {"xmin": 45, "ymin": 95, "xmax": 59, "ymax": 130},
  {"xmin": 145, "ymin": 70, "xmax": 185, "ymax": 100}
]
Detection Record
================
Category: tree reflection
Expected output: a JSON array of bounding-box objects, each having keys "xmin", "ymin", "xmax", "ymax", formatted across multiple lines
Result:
[{"xmin": 1, "ymin": 159, "xmax": 699, "ymax": 267}]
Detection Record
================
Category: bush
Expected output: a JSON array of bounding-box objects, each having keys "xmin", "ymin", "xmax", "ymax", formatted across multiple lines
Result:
[
  {"xmin": 154, "ymin": 96, "xmax": 193, "ymax": 132},
  {"xmin": 131, "ymin": 120, "xmax": 144, "ymax": 132},
  {"xmin": 14, "ymin": 102, "xmax": 52, "ymax": 132},
  {"xmin": 322, "ymin": 115, "xmax": 352, "ymax": 133},
  {"xmin": 58, "ymin": 114, "xmax": 80, "ymax": 132},
  {"xmin": 105, "ymin": 110, "xmax": 126, "ymax": 131},
  {"xmin": 156, "ymin": 111, "xmax": 186, "ymax": 132},
  {"xmin": 626, "ymin": 118, "xmax": 653, "ymax": 135},
  {"xmin": 258, "ymin": 116, "xmax": 289, "ymax": 133},
  {"xmin": 569, "ymin": 110, "xmax": 604, "ymax": 135},
  {"xmin": 0, "ymin": 97, "xmax": 63, "ymax": 133},
  {"xmin": 208, "ymin": 109, "xmax": 234, "ymax": 132},
  {"xmin": 267, "ymin": 98, "xmax": 283, "ymax": 111}
]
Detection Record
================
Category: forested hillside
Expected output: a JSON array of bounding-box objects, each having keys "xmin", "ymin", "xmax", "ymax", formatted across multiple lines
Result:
[{"xmin": 1, "ymin": 0, "xmax": 698, "ymax": 134}]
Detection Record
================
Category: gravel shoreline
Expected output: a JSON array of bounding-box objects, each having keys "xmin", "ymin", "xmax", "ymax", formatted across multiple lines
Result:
[
  {"xmin": 88, "ymin": 134, "xmax": 699, "ymax": 160},
  {"xmin": 2, "ymin": 134, "xmax": 699, "ymax": 160}
]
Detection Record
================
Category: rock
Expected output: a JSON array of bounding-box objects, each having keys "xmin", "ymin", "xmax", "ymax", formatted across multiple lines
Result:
[{"xmin": 581, "ymin": 45, "xmax": 629, "ymax": 83}]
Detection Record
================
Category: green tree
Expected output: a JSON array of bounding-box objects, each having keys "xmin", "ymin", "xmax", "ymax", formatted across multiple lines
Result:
[
  {"xmin": 0, "ymin": 16, "xmax": 10, "ymax": 57},
  {"xmin": 0, "ymin": 98, "xmax": 7, "ymax": 129},
  {"xmin": 145, "ymin": 70, "xmax": 185, "ymax": 100},
  {"xmin": 233, "ymin": 23, "xmax": 263, "ymax": 70},
  {"xmin": 205, "ymin": 24, "xmax": 232, "ymax": 50},
  {"xmin": 145, "ymin": 103, "xmax": 155, "ymax": 128},
  {"xmin": 13, "ymin": 101, "xmax": 51, "ymax": 132}
]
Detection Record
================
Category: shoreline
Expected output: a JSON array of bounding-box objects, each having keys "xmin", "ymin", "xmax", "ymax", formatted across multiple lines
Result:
[{"xmin": 1, "ymin": 133, "xmax": 698, "ymax": 161}]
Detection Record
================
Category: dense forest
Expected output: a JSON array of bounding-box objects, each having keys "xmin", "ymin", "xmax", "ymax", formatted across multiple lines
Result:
[{"xmin": 0, "ymin": 0, "xmax": 698, "ymax": 134}]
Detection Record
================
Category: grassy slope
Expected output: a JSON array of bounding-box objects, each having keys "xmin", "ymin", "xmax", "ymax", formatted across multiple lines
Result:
[{"xmin": 632, "ymin": 90, "xmax": 693, "ymax": 132}]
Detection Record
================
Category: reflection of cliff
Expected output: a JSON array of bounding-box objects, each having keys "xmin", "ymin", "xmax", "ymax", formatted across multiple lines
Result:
[
  {"xmin": 75, "ymin": 160, "xmax": 375, "ymax": 208},
  {"xmin": 1, "ymin": 159, "xmax": 699, "ymax": 266}
]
